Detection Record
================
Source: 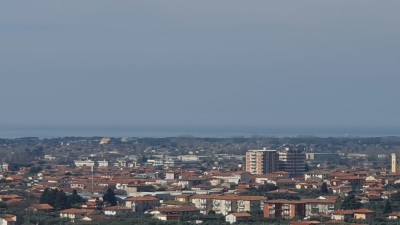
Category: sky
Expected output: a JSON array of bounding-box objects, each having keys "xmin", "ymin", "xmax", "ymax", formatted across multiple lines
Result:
[{"xmin": 1, "ymin": 1, "xmax": 400, "ymax": 129}]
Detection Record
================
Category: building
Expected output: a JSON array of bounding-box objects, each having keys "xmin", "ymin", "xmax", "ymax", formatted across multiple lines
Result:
[
  {"xmin": 392, "ymin": 153, "xmax": 400, "ymax": 173},
  {"xmin": 74, "ymin": 160, "xmax": 95, "ymax": 168},
  {"xmin": 97, "ymin": 160, "xmax": 109, "ymax": 167},
  {"xmin": 278, "ymin": 149, "xmax": 306, "ymax": 177},
  {"xmin": 30, "ymin": 204, "xmax": 54, "ymax": 212},
  {"xmin": 246, "ymin": 148, "xmax": 277, "ymax": 174},
  {"xmin": 225, "ymin": 212, "xmax": 251, "ymax": 224},
  {"xmin": 59, "ymin": 208, "xmax": 94, "ymax": 222},
  {"xmin": 303, "ymin": 196, "xmax": 337, "ymax": 216},
  {"xmin": 100, "ymin": 137, "xmax": 111, "ymax": 145},
  {"xmin": 0, "ymin": 214, "xmax": 16, "ymax": 225},
  {"xmin": 191, "ymin": 194, "xmax": 266, "ymax": 216},
  {"xmin": 264, "ymin": 199, "xmax": 306, "ymax": 219},
  {"xmin": 125, "ymin": 196, "xmax": 160, "ymax": 213},
  {"xmin": 103, "ymin": 206, "xmax": 131, "ymax": 216}
]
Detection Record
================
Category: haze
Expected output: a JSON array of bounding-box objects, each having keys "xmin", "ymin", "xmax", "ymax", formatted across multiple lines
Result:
[{"xmin": 1, "ymin": 1, "xmax": 400, "ymax": 129}]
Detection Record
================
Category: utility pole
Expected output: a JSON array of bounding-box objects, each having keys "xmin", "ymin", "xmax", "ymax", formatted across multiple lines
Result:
[{"xmin": 91, "ymin": 165, "xmax": 94, "ymax": 193}]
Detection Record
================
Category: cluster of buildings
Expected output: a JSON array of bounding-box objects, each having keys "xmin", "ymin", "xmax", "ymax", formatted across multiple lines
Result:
[
  {"xmin": 3, "ymin": 140, "xmax": 400, "ymax": 225},
  {"xmin": 246, "ymin": 147, "xmax": 306, "ymax": 177}
]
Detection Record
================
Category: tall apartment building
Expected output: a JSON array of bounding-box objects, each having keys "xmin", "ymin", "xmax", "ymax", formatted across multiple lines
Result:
[
  {"xmin": 245, "ymin": 148, "xmax": 277, "ymax": 174},
  {"xmin": 278, "ymin": 148, "xmax": 306, "ymax": 177},
  {"xmin": 246, "ymin": 147, "xmax": 306, "ymax": 177}
]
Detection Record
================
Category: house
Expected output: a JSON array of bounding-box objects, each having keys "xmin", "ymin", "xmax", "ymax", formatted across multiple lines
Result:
[
  {"xmin": 59, "ymin": 208, "xmax": 94, "ymax": 222},
  {"xmin": 30, "ymin": 203, "xmax": 54, "ymax": 212},
  {"xmin": 126, "ymin": 184, "xmax": 154, "ymax": 195},
  {"xmin": 264, "ymin": 199, "xmax": 305, "ymax": 219},
  {"xmin": 331, "ymin": 210, "xmax": 354, "ymax": 221},
  {"xmin": 388, "ymin": 211, "xmax": 400, "ymax": 219},
  {"xmin": 177, "ymin": 177, "xmax": 209, "ymax": 189},
  {"xmin": 124, "ymin": 196, "xmax": 160, "ymax": 213},
  {"xmin": 0, "ymin": 194, "xmax": 22, "ymax": 202},
  {"xmin": 103, "ymin": 205, "xmax": 131, "ymax": 216},
  {"xmin": 175, "ymin": 194, "xmax": 193, "ymax": 203},
  {"xmin": 0, "ymin": 214, "xmax": 17, "ymax": 225},
  {"xmin": 225, "ymin": 212, "xmax": 251, "ymax": 224},
  {"xmin": 353, "ymin": 208, "xmax": 375, "ymax": 220},
  {"xmin": 331, "ymin": 208, "xmax": 375, "ymax": 221},
  {"xmin": 302, "ymin": 196, "xmax": 337, "ymax": 216}
]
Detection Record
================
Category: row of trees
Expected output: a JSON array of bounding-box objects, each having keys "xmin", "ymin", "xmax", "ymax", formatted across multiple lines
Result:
[{"xmin": 39, "ymin": 189, "xmax": 84, "ymax": 210}]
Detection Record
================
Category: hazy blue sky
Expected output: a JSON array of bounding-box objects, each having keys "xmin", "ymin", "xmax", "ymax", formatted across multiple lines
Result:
[{"xmin": 1, "ymin": 1, "xmax": 400, "ymax": 128}]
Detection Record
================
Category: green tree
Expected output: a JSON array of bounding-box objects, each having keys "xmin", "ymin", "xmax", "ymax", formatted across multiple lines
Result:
[
  {"xmin": 39, "ymin": 188, "xmax": 50, "ymax": 204},
  {"xmin": 103, "ymin": 188, "xmax": 117, "ymax": 206},
  {"xmin": 340, "ymin": 194, "xmax": 361, "ymax": 210},
  {"xmin": 383, "ymin": 200, "xmax": 392, "ymax": 214},
  {"xmin": 320, "ymin": 182, "xmax": 329, "ymax": 194},
  {"xmin": 67, "ymin": 189, "xmax": 84, "ymax": 206},
  {"xmin": 54, "ymin": 189, "xmax": 69, "ymax": 210}
]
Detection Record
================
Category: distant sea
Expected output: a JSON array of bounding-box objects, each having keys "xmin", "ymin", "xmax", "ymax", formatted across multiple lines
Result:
[{"xmin": 0, "ymin": 124, "xmax": 400, "ymax": 138}]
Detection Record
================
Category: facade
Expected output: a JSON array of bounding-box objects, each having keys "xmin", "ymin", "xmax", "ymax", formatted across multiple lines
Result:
[
  {"xmin": 74, "ymin": 160, "xmax": 95, "ymax": 168},
  {"xmin": 125, "ymin": 196, "xmax": 160, "ymax": 213},
  {"xmin": 0, "ymin": 214, "xmax": 16, "ymax": 225},
  {"xmin": 303, "ymin": 196, "xmax": 336, "ymax": 216},
  {"xmin": 97, "ymin": 160, "xmax": 109, "ymax": 167},
  {"xmin": 264, "ymin": 199, "xmax": 306, "ymax": 219},
  {"xmin": 191, "ymin": 194, "xmax": 266, "ymax": 216},
  {"xmin": 59, "ymin": 209, "xmax": 93, "ymax": 222},
  {"xmin": 225, "ymin": 212, "xmax": 251, "ymax": 224},
  {"xmin": 246, "ymin": 148, "xmax": 277, "ymax": 174},
  {"xmin": 392, "ymin": 153, "xmax": 399, "ymax": 173},
  {"xmin": 246, "ymin": 148, "xmax": 306, "ymax": 176},
  {"xmin": 278, "ymin": 149, "xmax": 306, "ymax": 177},
  {"xmin": 103, "ymin": 206, "xmax": 131, "ymax": 216}
]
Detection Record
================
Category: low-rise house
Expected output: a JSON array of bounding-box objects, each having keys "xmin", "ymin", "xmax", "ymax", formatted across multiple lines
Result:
[
  {"xmin": 59, "ymin": 208, "xmax": 94, "ymax": 222},
  {"xmin": 30, "ymin": 203, "xmax": 54, "ymax": 212},
  {"xmin": 126, "ymin": 184, "xmax": 155, "ymax": 195},
  {"xmin": 177, "ymin": 177, "xmax": 209, "ymax": 189},
  {"xmin": 103, "ymin": 205, "xmax": 131, "ymax": 216},
  {"xmin": 175, "ymin": 194, "xmax": 193, "ymax": 203},
  {"xmin": 0, "ymin": 214, "xmax": 17, "ymax": 225},
  {"xmin": 388, "ymin": 211, "xmax": 400, "ymax": 220},
  {"xmin": 124, "ymin": 196, "xmax": 160, "ymax": 213},
  {"xmin": 331, "ymin": 210, "xmax": 354, "ymax": 221},
  {"xmin": 225, "ymin": 212, "xmax": 251, "ymax": 224},
  {"xmin": 0, "ymin": 194, "xmax": 22, "ymax": 202},
  {"xmin": 353, "ymin": 208, "xmax": 375, "ymax": 220}
]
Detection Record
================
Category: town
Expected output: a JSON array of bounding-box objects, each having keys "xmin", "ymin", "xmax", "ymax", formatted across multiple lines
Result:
[{"xmin": 1, "ymin": 136, "xmax": 400, "ymax": 225}]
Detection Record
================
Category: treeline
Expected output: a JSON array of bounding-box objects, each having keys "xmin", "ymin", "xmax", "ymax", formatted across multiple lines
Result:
[{"xmin": 39, "ymin": 189, "xmax": 84, "ymax": 210}]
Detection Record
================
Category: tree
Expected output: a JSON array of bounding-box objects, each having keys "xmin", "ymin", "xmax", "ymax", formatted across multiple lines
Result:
[
  {"xmin": 54, "ymin": 189, "xmax": 68, "ymax": 210},
  {"xmin": 103, "ymin": 188, "xmax": 117, "ymax": 206},
  {"xmin": 39, "ymin": 188, "xmax": 70, "ymax": 210},
  {"xmin": 383, "ymin": 200, "xmax": 392, "ymax": 214},
  {"xmin": 320, "ymin": 182, "xmax": 329, "ymax": 194},
  {"xmin": 39, "ymin": 188, "xmax": 50, "ymax": 204},
  {"xmin": 67, "ymin": 190, "xmax": 84, "ymax": 206},
  {"xmin": 340, "ymin": 194, "xmax": 361, "ymax": 210}
]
